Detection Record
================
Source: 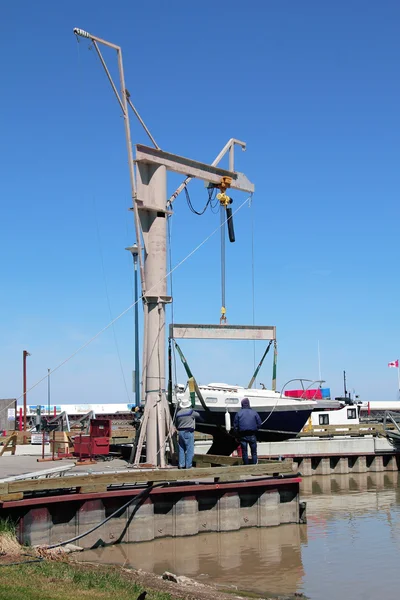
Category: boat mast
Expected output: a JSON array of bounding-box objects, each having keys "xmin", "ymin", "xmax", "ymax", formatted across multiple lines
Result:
[{"xmin": 343, "ymin": 370, "xmax": 348, "ymax": 398}]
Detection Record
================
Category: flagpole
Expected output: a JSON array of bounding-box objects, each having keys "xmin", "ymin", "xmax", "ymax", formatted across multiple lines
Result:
[{"xmin": 397, "ymin": 365, "xmax": 400, "ymax": 398}]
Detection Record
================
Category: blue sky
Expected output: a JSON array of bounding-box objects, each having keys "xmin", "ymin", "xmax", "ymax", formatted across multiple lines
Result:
[{"xmin": 1, "ymin": 1, "xmax": 400, "ymax": 406}]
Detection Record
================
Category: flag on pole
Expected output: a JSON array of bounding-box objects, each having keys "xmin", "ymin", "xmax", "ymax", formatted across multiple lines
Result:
[{"xmin": 388, "ymin": 360, "xmax": 399, "ymax": 368}]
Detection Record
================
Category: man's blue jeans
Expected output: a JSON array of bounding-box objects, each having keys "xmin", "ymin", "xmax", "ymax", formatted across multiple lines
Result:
[
  {"xmin": 240, "ymin": 434, "xmax": 258, "ymax": 465},
  {"xmin": 178, "ymin": 430, "xmax": 194, "ymax": 468}
]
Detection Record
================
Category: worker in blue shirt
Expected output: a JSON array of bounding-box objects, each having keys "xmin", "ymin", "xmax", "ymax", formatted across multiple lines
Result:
[{"xmin": 233, "ymin": 398, "xmax": 262, "ymax": 465}]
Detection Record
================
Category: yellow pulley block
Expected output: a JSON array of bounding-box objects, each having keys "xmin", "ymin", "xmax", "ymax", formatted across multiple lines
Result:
[
  {"xmin": 220, "ymin": 306, "xmax": 227, "ymax": 324},
  {"xmin": 217, "ymin": 192, "xmax": 232, "ymax": 207}
]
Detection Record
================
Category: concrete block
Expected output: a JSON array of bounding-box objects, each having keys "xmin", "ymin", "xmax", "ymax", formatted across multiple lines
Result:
[
  {"xmin": 218, "ymin": 492, "xmax": 240, "ymax": 532},
  {"xmin": 374, "ymin": 437, "xmax": 397, "ymax": 453},
  {"xmin": 174, "ymin": 495, "xmax": 198, "ymax": 537},
  {"xmin": 153, "ymin": 495, "xmax": 175, "ymax": 539},
  {"xmin": 278, "ymin": 486, "xmax": 299, "ymax": 524},
  {"xmin": 50, "ymin": 502, "xmax": 78, "ymax": 546},
  {"xmin": 239, "ymin": 492, "xmax": 259, "ymax": 529},
  {"xmin": 22, "ymin": 507, "xmax": 51, "ymax": 546},
  {"xmin": 332, "ymin": 457, "xmax": 349, "ymax": 475},
  {"xmin": 369, "ymin": 455, "xmax": 384, "ymax": 472},
  {"xmin": 329, "ymin": 457, "xmax": 340, "ymax": 474},
  {"xmin": 102, "ymin": 498, "xmax": 129, "ymax": 545},
  {"xmin": 50, "ymin": 521, "xmax": 78, "ymax": 547},
  {"xmin": 78, "ymin": 499, "xmax": 105, "ymax": 548},
  {"xmin": 128, "ymin": 498, "xmax": 155, "ymax": 542},
  {"xmin": 350, "ymin": 455, "xmax": 367, "ymax": 473},
  {"xmin": 258, "ymin": 489, "xmax": 280, "ymax": 527},
  {"xmin": 201, "ymin": 435, "xmax": 390, "ymax": 459},
  {"xmin": 383, "ymin": 455, "xmax": 398, "ymax": 472},
  {"xmin": 257, "ymin": 436, "xmax": 376, "ymax": 458},
  {"xmin": 297, "ymin": 457, "xmax": 312, "ymax": 477},
  {"xmin": 314, "ymin": 457, "xmax": 331, "ymax": 476},
  {"xmin": 198, "ymin": 493, "xmax": 218, "ymax": 533}
]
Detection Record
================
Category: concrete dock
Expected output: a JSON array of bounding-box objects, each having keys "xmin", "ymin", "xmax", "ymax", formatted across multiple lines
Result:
[
  {"xmin": 2, "ymin": 431, "xmax": 399, "ymax": 547},
  {"xmin": 196, "ymin": 435, "xmax": 400, "ymax": 476},
  {"xmin": 0, "ymin": 452, "xmax": 301, "ymax": 546},
  {"xmin": 2, "ymin": 475, "xmax": 302, "ymax": 546}
]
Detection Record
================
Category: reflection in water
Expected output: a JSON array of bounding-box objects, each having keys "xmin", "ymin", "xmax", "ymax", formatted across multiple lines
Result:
[
  {"xmin": 80, "ymin": 472, "xmax": 400, "ymax": 599},
  {"xmin": 301, "ymin": 471, "xmax": 400, "ymax": 600},
  {"xmin": 81, "ymin": 525, "xmax": 307, "ymax": 595}
]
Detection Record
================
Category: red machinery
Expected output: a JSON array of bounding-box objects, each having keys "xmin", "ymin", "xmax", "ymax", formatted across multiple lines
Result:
[{"xmin": 73, "ymin": 419, "xmax": 111, "ymax": 461}]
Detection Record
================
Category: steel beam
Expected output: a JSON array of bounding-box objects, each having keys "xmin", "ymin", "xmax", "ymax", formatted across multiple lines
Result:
[
  {"xmin": 136, "ymin": 145, "xmax": 255, "ymax": 193},
  {"xmin": 168, "ymin": 138, "xmax": 247, "ymax": 205},
  {"xmin": 170, "ymin": 324, "xmax": 276, "ymax": 341}
]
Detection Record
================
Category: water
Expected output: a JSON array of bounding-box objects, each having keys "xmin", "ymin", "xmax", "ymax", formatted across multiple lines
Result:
[{"xmin": 80, "ymin": 471, "xmax": 400, "ymax": 599}]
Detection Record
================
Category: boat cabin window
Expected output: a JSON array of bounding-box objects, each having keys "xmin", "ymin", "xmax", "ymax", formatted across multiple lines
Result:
[
  {"xmin": 205, "ymin": 397, "xmax": 218, "ymax": 404},
  {"xmin": 347, "ymin": 408, "xmax": 357, "ymax": 419},
  {"xmin": 225, "ymin": 398, "xmax": 239, "ymax": 405},
  {"xmin": 319, "ymin": 414, "xmax": 329, "ymax": 425}
]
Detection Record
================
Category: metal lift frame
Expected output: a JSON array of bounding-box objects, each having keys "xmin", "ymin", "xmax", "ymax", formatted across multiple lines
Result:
[
  {"xmin": 73, "ymin": 27, "xmax": 255, "ymax": 466},
  {"xmin": 170, "ymin": 324, "xmax": 276, "ymax": 341}
]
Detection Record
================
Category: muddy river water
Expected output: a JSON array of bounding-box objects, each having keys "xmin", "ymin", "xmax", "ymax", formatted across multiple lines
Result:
[{"xmin": 80, "ymin": 471, "xmax": 400, "ymax": 599}]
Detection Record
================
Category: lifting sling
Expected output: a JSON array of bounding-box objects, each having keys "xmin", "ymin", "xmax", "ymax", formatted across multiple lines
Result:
[
  {"xmin": 272, "ymin": 340, "xmax": 278, "ymax": 391},
  {"xmin": 247, "ymin": 340, "xmax": 273, "ymax": 389},
  {"xmin": 172, "ymin": 339, "xmax": 210, "ymax": 413}
]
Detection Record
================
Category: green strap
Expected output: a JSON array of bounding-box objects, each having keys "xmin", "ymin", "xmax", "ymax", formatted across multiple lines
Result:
[
  {"xmin": 167, "ymin": 338, "xmax": 173, "ymax": 406},
  {"xmin": 172, "ymin": 339, "xmax": 210, "ymax": 413},
  {"xmin": 272, "ymin": 340, "xmax": 277, "ymax": 391},
  {"xmin": 247, "ymin": 340, "xmax": 273, "ymax": 389},
  {"xmin": 173, "ymin": 339, "xmax": 193, "ymax": 379}
]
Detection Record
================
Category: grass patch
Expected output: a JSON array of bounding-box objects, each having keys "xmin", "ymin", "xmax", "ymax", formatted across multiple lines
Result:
[
  {"xmin": 0, "ymin": 561, "xmax": 176, "ymax": 600},
  {"xmin": 0, "ymin": 518, "xmax": 21, "ymax": 558},
  {"xmin": 0, "ymin": 518, "xmax": 17, "ymax": 536}
]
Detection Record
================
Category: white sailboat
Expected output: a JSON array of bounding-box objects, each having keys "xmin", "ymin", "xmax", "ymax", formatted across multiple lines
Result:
[{"xmin": 176, "ymin": 382, "xmax": 315, "ymax": 454}]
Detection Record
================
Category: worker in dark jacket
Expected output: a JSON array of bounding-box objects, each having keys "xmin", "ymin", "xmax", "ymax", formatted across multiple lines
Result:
[
  {"xmin": 233, "ymin": 398, "xmax": 262, "ymax": 464},
  {"xmin": 176, "ymin": 398, "xmax": 203, "ymax": 469}
]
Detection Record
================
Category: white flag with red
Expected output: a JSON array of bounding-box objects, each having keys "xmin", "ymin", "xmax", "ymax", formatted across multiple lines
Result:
[{"xmin": 388, "ymin": 360, "xmax": 399, "ymax": 368}]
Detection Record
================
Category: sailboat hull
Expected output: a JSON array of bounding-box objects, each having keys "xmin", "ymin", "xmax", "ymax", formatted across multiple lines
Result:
[{"xmin": 195, "ymin": 405, "xmax": 313, "ymax": 444}]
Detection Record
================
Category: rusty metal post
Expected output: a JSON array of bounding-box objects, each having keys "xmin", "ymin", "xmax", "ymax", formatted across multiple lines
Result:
[
  {"xmin": 22, "ymin": 350, "xmax": 31, "ymax": 433},
  {"xmin": 41, "ymin": 428, "xmax": 46, "ymax": 460},
  {"xmin": 125, "ymin": 244, "xmax": 141, "ymax": 407}
]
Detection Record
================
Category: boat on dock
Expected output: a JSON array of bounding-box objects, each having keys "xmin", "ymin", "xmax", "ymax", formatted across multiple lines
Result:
[
  {"xmin": 176, "ymin": 382, "xmax": 315, "ymax": 454},
  {"xmin": 303, "ymin": 401, "xmax": 360, "ymax": 432},
  {"xmin": 282, "ymin": 381, "xmax": 363, "ymax": 433}
]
